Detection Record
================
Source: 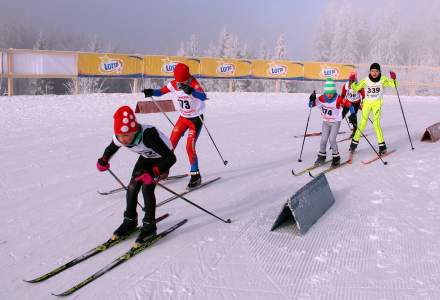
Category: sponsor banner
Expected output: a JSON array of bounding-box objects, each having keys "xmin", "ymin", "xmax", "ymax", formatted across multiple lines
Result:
[
  {"xmin": 9, "ymin": 50, "xmax": 77, "ymax": 76},
  {"xmin": 199, "ymin": 58, "xmax": 252, "ymax": 78},
  {"xmin": 78, "ymin": 52, "xmax": 143, "ymax": 77},
  {"xmin": 0, "ymin": 50, "xmax": 3, "ymax": 76},
  {"xmin": 144, "ymin": 56, "xmax": 200, "ymax": 77},
  {"xmin": 252, "ymin": 60, "xmax": 303, "ymax": 79},
  {"xmin": 303, "ymin": 62, "xmax": 356, "ymax": 81}
]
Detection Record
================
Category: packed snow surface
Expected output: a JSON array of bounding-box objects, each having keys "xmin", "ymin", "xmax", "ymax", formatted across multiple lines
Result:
[{"xmin": 1, "ymin": 92, "xmax": 439, "ymax": 299}]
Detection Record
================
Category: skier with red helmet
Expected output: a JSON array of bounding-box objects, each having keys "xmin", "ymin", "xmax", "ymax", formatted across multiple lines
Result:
[
  {"xmin": 96, "ymin": 106, "xmax": 176, "ymax": 245},
  {"xmin": 142, "ymin": 63, "xmax": 207, "ymax": 189}
]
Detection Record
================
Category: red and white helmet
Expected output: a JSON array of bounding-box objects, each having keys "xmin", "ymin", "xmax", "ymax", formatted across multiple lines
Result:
[{"xmin": 113, "ymin": 106, "xmax": 138, "ymax": 134}]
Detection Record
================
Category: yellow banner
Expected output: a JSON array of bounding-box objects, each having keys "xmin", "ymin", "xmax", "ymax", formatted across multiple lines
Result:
[
  {"xmin": 78, "ymin": 52, "xmax": 143, "ymax": 77},
  {"xmin": 252, "ymin": 60, "xmax": 303, "ymax": 79},
  {"xmin": 199, "ymin": 58, "xmax": 252, "ymax": 78},
  {"xmin": 303, "ymin": 62, "xmax": 356, "ymax": 81},
  {"xmin": 144, "ymin": 56, "xmax": 200, "ymax": 77}
]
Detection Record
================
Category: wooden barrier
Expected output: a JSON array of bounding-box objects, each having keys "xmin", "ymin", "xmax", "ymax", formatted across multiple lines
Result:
[{"xmin": 135, "ymin": 100, "xmax": 175, "ymax": 113}]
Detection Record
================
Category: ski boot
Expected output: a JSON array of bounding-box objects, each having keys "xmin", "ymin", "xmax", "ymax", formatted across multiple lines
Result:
[
  {"xmin": 378, "ymin": 142, "xmax": 387, "ymax": 155},
  {"xmin": 134, "ymin": 222, "xmax": 157, "ymax": 247},
  {"xmin": 112, "ymin": 217, "xmax": 137, "ymax": 240},
  {"xmin": 331, "ymin": 153, "xmax": 341, "ymax": 167},
  {"xmin": 187, "ymin": 171, "xmax": 202, "ymax": 190},
  {"xmin": 314, "ymin": 152, "xmax": 326, "ymax": 166},
  {"xmin": 349, "ymin": 140, "xmax": 358, "ymax": 153}
]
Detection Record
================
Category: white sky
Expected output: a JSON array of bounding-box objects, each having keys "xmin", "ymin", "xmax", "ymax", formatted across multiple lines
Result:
[{"xmin": 0, "ymin": 0, "xmax": 430, "ymax": 60}]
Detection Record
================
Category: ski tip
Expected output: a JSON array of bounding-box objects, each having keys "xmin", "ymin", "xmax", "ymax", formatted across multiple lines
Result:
[
  {"xmin": 51, "ymin": 292, "xmax": 67, "ymax": 297},
  {"xmin": 23, "ymin": 279, "xmax": 38, "ymax": 283},
  {"xmin": 308, "ymin": 171, "xmax": 315, "ymax": 178},
  {"xmin": 291, "ymin": 170, "xmax": 296, "ymax": 176}
]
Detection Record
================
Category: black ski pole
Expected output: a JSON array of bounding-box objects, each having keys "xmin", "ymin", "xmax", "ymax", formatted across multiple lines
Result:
[
  {"xmin": 298, "ymin": 92, "xmax": 314, "ymax": 162},
  {"xmin": 198, "ymin": 116, "xmax": 228, "ymax": 166},
  {"xmin": 157, "ymin": 182, "xmax": 232, "ymax": 224},
  {"xmin": 393, "ymin": 79, "xmax": 415, "ymax": 150},
  {"xmin": 107, "ymin": 169, "xmax": 144, "ymax": 210},
  {"xmin": 349, "ymin": 118, "xmax": 388, "ymax": 165},
  {"xmin": 149, "ymin": 96, "xmax": 175, "ymax": 127}
]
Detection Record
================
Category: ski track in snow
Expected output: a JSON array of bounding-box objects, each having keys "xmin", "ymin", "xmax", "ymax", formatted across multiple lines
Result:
[{"xmin": 1, "ymin": 92, "xmax": 440, "ymax": 299}]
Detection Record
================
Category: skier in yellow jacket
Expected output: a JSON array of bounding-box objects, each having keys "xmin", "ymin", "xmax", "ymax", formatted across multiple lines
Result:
[{"xmin": 348, "ymin": 63, "xmax": 397, "ymax": 155}]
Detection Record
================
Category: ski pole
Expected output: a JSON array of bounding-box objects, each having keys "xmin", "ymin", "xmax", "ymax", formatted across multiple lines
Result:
[
  {"xmin": 149, "ymin": 96, "xmax": 175, "ymax": 127},
  {"xmin": 107, "ymin": 169, "xmax": 145, "ymax": 210},
  {"xmin": 198, "ymin": 116, "xmax": 228, "ymax": 166},
  {"xmin": 350, "ymin": 118, "xmax": 388, "ymax": 165},
  {"xmin": 298, "ymin": 94, "xmax": 314, "ymax": 162},
  {"xmin": 393, "ymin": 80, "xmax": 415, "ymax": 150},
  {"xmin": 157, "ymin": 182, "xmax": 232, "ymax": 224}
]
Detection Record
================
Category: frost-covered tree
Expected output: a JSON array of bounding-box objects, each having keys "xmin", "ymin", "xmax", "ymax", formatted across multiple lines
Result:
[
  {"xmin": 187, "ymin": 34, "xmax": 199, "ymax": 57},
  {"xmin": 366, "ymin": 6, "xmax": 401, "ymax": 65},
  {"xmin": 274, "ymin": 34, "xmax": 287, "ymax": 60},
  {"xmin": 176, "ymin": 41, "xmax": 186, "ymax": 56},
  {"xmin": 176, "ymin": 34, "xmax": 199, "ymax": 57},
  {"xmin": 65, "ymin": 35, "xmax": 111, "ymax": 94}
]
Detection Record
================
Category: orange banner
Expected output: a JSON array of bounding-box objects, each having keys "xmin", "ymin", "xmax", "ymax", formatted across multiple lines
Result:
[
  {"xmin": 303, "ymin": 62, "xmax": 356, "ymax": 81},
  {"xmin": 144, "ymin": 56, "xmax": 200, "ymax": 77},
  {"xmin": 78, "ymin": 52, "xmax": 143, "ymax": 77},
  {"xmin": 252, "ymin": 60, "xmax": 303, "ymax": 79},
  {"xmin": 199, "ymin": 58, "xmax": 252, "ymax": 78}
]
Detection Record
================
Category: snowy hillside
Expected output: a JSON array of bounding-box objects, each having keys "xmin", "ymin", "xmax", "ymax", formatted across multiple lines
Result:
[{"xmin": 1, "ymin": 92, "xmax": 440, "ymax": 300}]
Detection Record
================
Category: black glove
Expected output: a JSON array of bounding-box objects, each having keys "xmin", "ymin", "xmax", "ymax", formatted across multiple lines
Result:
[
  {"xmin": 142, "ymin": 88, "xmax": 154, "ymax": 98},
  {"xmin": 309, "ymin": 90, "xmax": 316, "ymax": 101},
  {"xmin": 178, "ymin": 83, "xmax": 194, "ymax": 95}
]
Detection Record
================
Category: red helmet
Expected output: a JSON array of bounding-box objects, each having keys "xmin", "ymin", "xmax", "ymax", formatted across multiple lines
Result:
[{"xmin": 173, "ymin": 63, "xmax": 190, "ymax": 82}]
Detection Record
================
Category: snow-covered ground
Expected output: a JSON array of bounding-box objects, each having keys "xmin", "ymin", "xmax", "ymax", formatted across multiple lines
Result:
[{"xmin": 1, "ymin": 92, "xmax": 439, "ymax": 300}]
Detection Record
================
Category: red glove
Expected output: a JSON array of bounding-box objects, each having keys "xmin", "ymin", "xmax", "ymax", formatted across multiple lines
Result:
[
  {"xmin": 390, "ymin": 71, "xmax": 396, "ymax": 80},
  {"xmin": 349, "ymin": 72, "xmax": 357, "ymax": 82},
  {"xmin": 135, "ymin": 172, "xmax": 156, "ymax": 185},
  {"xmin": 96, "ymin": 156, "xmax": 110, "ymax": 172}
]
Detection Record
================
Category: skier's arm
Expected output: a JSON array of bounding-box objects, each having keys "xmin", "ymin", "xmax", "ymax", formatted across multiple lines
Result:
[
  {"xmin": 359, "ymin": 88, "xmax": 365, "ymax": 99},
  {"xmin": 341, "ymin": 84, "xmax": 347, "ymax": 98},
  {"xmin": 336, "ymin": 96, "xmax": 346, "ymax": 109},
  {"xmin": 142, "ymin": 128, "xmax": 176, "ymax": 177},
  {"xmin": 350, "ymin": 78, "xmax": 367, "ymax": 92},
  {"xmin": 381, "ymin": 76, "xmax": 398, "ymax": 88},
  {"xmin": 190, "ymin": 81, "xmax": 207, "ymax": 101},
  {"xmin": 102, "ymin": 140, "xmax": 120, "ymax": 160},
  {"xmin": 142, "ymin": 86, "xmax": 171, "ymax": 97},
  {"xmin": 96, "ymin": 141, "xmax": 120, "ymax": 171}
]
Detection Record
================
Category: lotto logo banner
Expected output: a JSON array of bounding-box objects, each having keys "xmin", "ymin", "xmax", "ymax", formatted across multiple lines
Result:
[
  {"xmin": 78, "ymin": 53, "xmax": 143, "ymax": 77},
  {"xmin": 303, "ymin": 62, "xmax": 356, "ymax": 81},
  {"xmin": 144, "ymin": 56, "xmax": 200, "ymax": 77},
  {"xmin": 252, "ymin": 60, "xmax": 303, "ymax": 79},
  {"xmin": 199, "ymin": 58, "xmax": 251, "ymax": 78}
]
